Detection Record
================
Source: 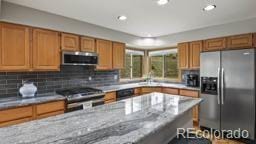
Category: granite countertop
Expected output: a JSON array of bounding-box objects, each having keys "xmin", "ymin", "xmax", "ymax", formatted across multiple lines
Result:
[
  {"xmin": 0, "ymin": 92, "xmax": 202, "ymax": 144},
  {"xmin": 0, "ymin": 93, "xmax": 66, "ymax": 110},
  {"xmin": 98, "ymin": 82, "xmax": 200, "ymax": 93}
]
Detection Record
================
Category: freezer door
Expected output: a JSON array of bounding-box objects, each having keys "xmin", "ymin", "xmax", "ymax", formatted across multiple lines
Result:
[
  {"xmin": 221, "ymin": 49, "xmax": 255, "ymax": 140},
  {"xmin": 200, "ymin": 51, "xmax": 221, "ymax": 130},
  {"xmin": 200, "ymin": 51, "xmax": 221, "ymax": 77}
]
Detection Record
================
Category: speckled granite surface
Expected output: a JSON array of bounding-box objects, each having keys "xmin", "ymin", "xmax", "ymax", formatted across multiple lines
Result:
[
  {"xmin": 0, "ymin": 92, "xmax": 202, "ymax": 144},
  {"xmin": 0, "ymin": 93, "xmax": 66, "ymax": 110},
  {"xmin": 98, "ymin": 82, "xmax": 200, "ymax": 93}
]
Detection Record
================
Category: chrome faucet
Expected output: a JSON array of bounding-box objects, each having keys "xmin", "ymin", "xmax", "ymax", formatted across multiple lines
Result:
[{"xmin": 146, "ymin": 71, "xmax": 154, "ymax": 84}]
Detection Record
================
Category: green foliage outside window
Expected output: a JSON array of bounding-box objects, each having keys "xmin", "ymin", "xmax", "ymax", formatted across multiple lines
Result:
[
  {"xmin": 150, "ymin": 53, "xmax": 178, "ymax": 79},
  {"xmin": 121, "ymin": 54, "xmax": 142, "ymax": 79}
]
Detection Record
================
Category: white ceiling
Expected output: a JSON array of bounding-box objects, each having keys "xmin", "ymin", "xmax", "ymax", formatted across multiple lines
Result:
[{"xmin": 4, "ymin": 0, "xmax": 256, "ymax": 38}]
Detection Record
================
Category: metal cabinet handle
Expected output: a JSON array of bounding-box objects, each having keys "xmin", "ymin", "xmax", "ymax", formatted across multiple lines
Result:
[
  {"xmin": 221, "ymin": 68, "xmax": 224, "ymax": 105},
  {"xmin": 217, "ymin": 68, "xmax": 220, "ymax": 105}
]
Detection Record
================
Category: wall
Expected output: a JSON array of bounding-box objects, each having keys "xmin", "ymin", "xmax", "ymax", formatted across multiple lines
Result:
[
  {"xmin": 0, "ymin": 1, "xmax": 138, "ymax": 45},
  {"xmin": 2, "ymin": 1, "xmax": 256, "ymax": 49},
  {"xmin": 0, "ymin": 66, "xmax": 119, "ymax": 97}
]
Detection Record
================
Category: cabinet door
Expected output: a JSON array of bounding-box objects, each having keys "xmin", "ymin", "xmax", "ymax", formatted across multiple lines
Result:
[
  {"xmin": 179, "ymin": 89, "xmax": 199, "ymax": 123},
  {"xmin": 61, "ymin": 33, "xmax": 79, "ymax": 51},
  {"xmin": 0, "ymin": 23, "xmax": 30, "ymax": 71},
  {"xmin": 203, "ymin": 37, "xmax": 226, "ymax": 52},
  {"xmin": 104, "ymin": 92, "xmax": 116, "ymax": 102},
  {"xmin": 33, "ymin": 29, "xmax": 60, "ymax": 71},
  {"xmin": 0, "ymin": 106, "xmax": 33, "ymax": 127},
  {"xmin": 178, "ymin": 43, "xmax": 189, "ymax": 69},
  {"xmin": 141, "ymin": 87, "xmax": 162, "ymax": 94},
  {"xmin": 113, "ymin": 42, "xmax": 125, "ymax": 69},
  {"xmin": 80, "ymin": 36, "xmax": 95, "ymax": 52},
  {"xmin": 227, "ymin": 34, "xmax": 253, "ymax": 49},
  {"xmin": 36, "ymin": 100, "xmax": 65, "ymax": 119},
  {"xmin": 162, "ymin": 87, "xmax": 179, "ymax": 95},
  {"xmin": 96, "ymin": 39, "xmax": 113, "ymax": 70},
  {"xmin": 189, "ymin": 41, "xmax": 202, "ymax": 69}
]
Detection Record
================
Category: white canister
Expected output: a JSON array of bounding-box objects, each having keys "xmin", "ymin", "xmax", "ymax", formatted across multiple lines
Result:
[{"xmin": 19, "ymin": 81, "xmax": 37, "ymax": 98}]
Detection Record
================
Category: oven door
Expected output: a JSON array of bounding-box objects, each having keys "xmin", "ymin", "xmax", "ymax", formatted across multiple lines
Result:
[
  {"xmin": 67, "ymin": 99, "xmax": 104, "ymax": 112},
  {"xmin": 62, "ymin": 51, "xmax": 98, "ymax": 66}
]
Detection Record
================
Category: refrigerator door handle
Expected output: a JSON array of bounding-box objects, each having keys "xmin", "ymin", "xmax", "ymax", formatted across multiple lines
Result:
[
  {"xmin": 221, "ymin": 68, "xmax": 225, "ymax": 105},
  {"xmin": 217, "ymin": 68, "xmax": 221, "ymax": 105}
]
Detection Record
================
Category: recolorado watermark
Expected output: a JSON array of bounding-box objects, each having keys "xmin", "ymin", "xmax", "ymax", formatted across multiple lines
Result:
[{"xmin": 177, "ymin": 128, "xmax": 250, "ymax": 139}]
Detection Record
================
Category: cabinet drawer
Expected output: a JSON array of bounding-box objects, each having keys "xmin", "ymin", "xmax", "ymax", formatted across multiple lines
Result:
[
  {"xmin": 179, "ymin": 89, "xmax": 199, "ymax": 98},
  {"xmin": 227, "ymin": 34, "xmax": 253, "ymax": 49},
  {"xmin": 36, "ymin": 101, "xmax": 65, "ymax": 116},
  {"xmin": 105, "ymin": 99, "xmax": 116, "ymax": 104},
  {"xmin": 36, "ymin": 111, "xmax": 64, "ymax": 120},
  {"xmin": 141, "ymin": 87, "xmax": 162, "ymax": 94},
  {"xmin": 162, "ymin": 87, "xmax": 179, "ymax": 95},
  {"xmin": 134, "ymin": 88, "xmax": 141, "ymax": 95},
  {"xmin": 104, "ymin": 92, "xmax": 116, "ymax": 101},
  {"xmin": 203, "ymin": 37, "xmax": 226, "ymax": 52},
  {"xmin": 0, "ymin": 106, "xmax": 33, "ymax": 123}
]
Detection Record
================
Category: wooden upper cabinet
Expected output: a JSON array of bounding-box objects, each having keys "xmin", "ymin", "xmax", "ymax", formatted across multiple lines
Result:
[
  {"xmin": 80, "ymin": 36, "xmax": 95, "ymax": 52},
  {"xmin": 32, "ymin": 29, "xmax": 60, "ymax": 71},
  {"xmin": 96, "ymin": 39, "xmax": 113, "ymax": 70},
  {"xmin": 178, "ymin": 42, "xmax": 189, "ymax": 69},
  {"xmin": 203, "ymin": 37, "xmax": 226, "ymax": 52},
  {"xmin": 0, "ymin": 23, "xmax": 30, "ymax": 71},
  {"xmin": 112, "ymin": 42, "xmax": 125, "ymax": 69},
  {"xmin": 227, "ymin": 33, "xmax": 253, "ymax": 49},
  {"xmin": 189, "ymin": 41, "xmax": 202, "ymax": 69},
  {"xmin": 61, "ymin": 33, "xmax": 79, "ymax": 51}
]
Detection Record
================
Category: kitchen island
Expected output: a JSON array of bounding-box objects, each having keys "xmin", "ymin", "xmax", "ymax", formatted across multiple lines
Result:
[{"xmin": 0, "ymin": 92, "xmax": 201, "ymax": 144}]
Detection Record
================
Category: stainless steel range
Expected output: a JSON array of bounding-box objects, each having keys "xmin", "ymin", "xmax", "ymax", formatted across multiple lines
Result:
[{"xmin": 56, "ymin": 87, "xmax": 105, "ymax": 112}]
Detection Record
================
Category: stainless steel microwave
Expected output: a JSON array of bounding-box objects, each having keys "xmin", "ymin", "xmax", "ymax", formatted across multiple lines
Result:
[{"xmin": 62, "ymin": 51, "xmax": 98, "ymax": 66}]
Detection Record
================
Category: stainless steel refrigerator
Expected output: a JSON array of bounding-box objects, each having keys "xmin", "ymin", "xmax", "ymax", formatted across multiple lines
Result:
[{"xmin": 200, "ymin": 48, "xmax": 255, "ymax": 140}]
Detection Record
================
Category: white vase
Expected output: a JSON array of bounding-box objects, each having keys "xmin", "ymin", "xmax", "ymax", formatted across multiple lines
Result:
[{"xmin": 19, "ymin": 82, "xmax": 37, "ymax": 98}]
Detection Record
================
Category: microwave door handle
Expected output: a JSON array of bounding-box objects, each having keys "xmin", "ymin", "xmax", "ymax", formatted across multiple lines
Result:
[
  {"xmin": 221, "ymin": 68, "xmax": 225, "ymax": 105},
  {"xmin": 217, "ymin": 68, "xmax": 220, "ymax": 105}
]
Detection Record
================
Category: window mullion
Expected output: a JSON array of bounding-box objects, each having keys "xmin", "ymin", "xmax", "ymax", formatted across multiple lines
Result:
[
  {"xmin": 162, "ymin": 55, "xmax": 165, "ymax": 78},
  {"xmin": 130, "ymin": 54, "xmax": 133, "ymax": 79}
]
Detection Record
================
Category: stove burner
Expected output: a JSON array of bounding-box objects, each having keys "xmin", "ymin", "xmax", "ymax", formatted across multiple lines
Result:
[{"xmin": 56, "ymin": 87, "xmax": 103, "ymax": 101}]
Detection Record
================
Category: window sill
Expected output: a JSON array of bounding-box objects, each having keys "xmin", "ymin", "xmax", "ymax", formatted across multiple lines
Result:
[
  {"xmin": 119, "ymin": 78, "xmax": 144, "ymax": 83},
  {"xmin": 152, "ymin": 78, "xmax": 181, "ymax": 83}
]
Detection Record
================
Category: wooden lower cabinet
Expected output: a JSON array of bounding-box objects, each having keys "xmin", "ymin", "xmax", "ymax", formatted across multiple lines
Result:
[
  {"xmin": 179, "ymin": 89, "xmax": 199, "ymax": 123},
  {"xmin": 141, "ymin": 87, "xmax": 162, "ymax": 94},
  {"xmin": 134, "ymin": 88, "xmax": 141, "ymax": 96},
  {"xmin": 0, "ymin": 106, "xmax": 33, "ymax": 127},
  {"xmin": 104, "ymin": 92, "xmax": 116, "ymax": 103},
  {"xmin": 162, "ymin": 87, "xmax": 179, "ymax": 95},
  {"xmin": 35, "ymin": 101, "xmax": 65, "ymax": 119},
  {"xmin": 0, "ymin": 100, "xmax": 65, "ymax": 127}
]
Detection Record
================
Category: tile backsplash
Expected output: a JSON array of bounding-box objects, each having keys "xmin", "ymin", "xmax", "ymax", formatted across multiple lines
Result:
[{"xmin": 0, "ymin": 66, "xmax": 119, "ymax": 97}]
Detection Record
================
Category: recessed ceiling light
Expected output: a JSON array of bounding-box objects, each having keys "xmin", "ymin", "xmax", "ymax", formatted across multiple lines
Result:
[
  {"xmin": 203, "ymin": 5, "xmax": 216, "ymax": 11},
  {"xmin": 117, "ymin": 15, "xmax": 127, "ymax": 21},
  {"xmin": 157, "ymin": 0, "xmax": 169, "ymax": 6}
]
